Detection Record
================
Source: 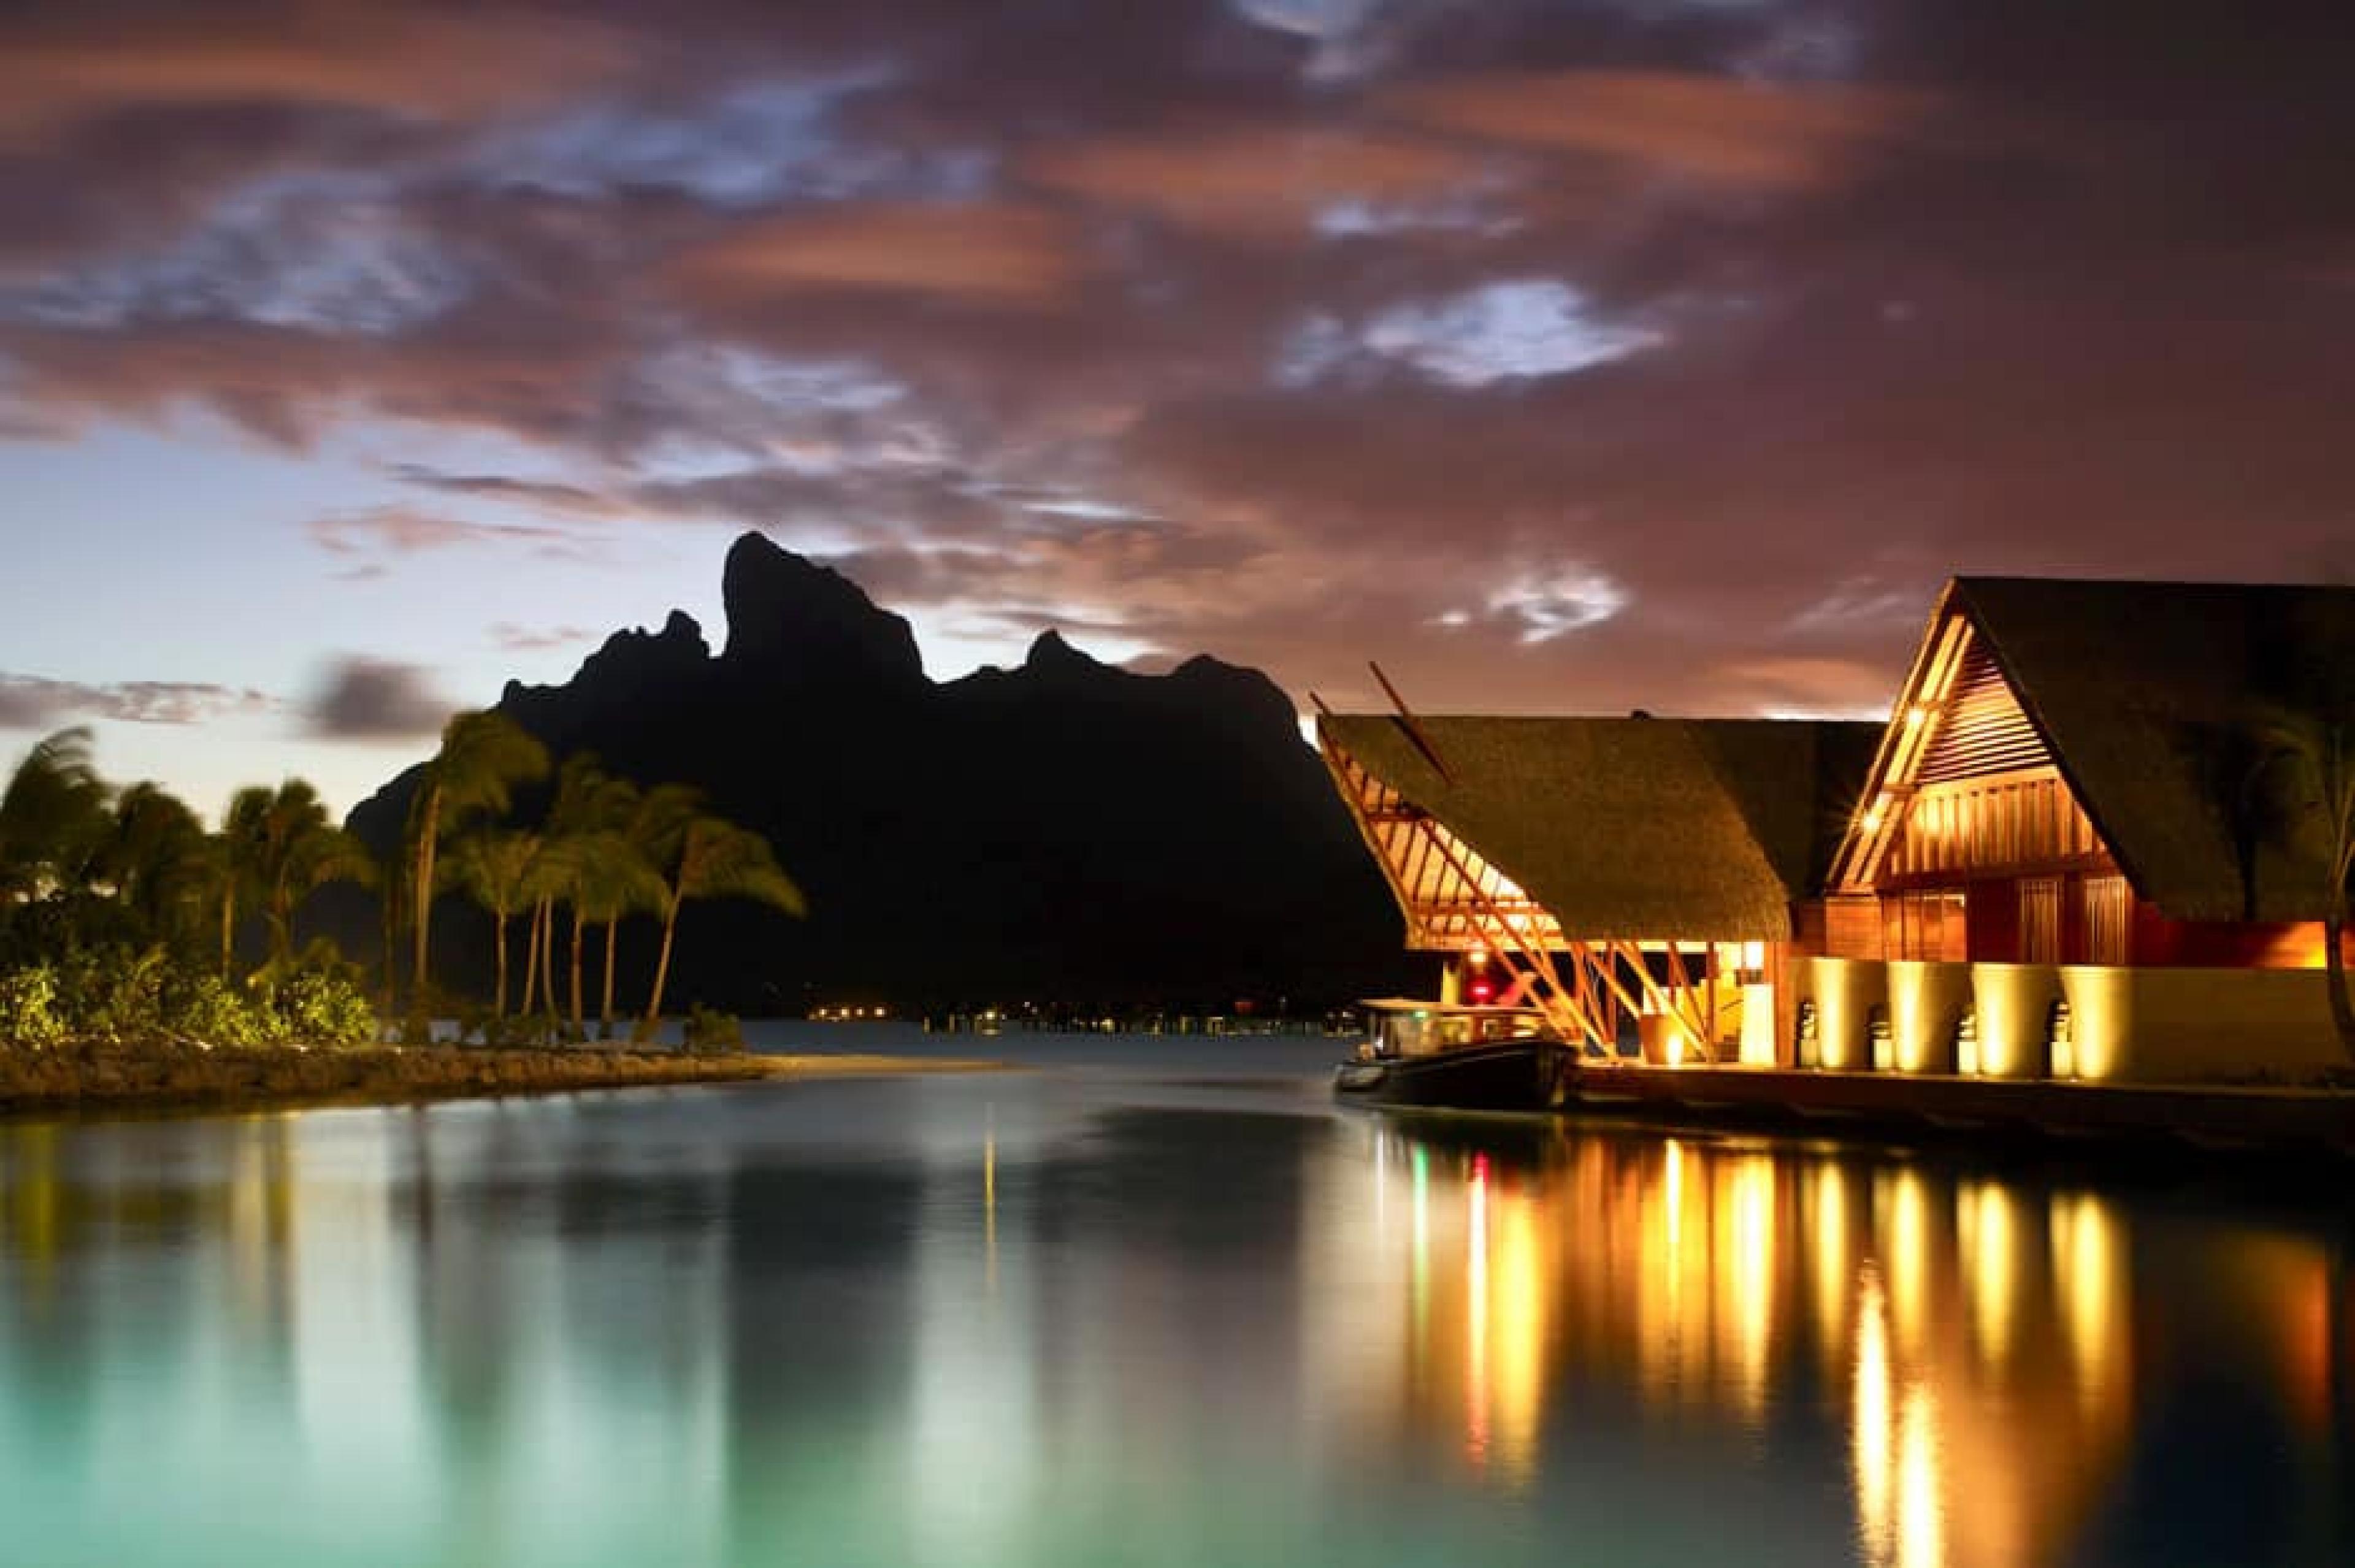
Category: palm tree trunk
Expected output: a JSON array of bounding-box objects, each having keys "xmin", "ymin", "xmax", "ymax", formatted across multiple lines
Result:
[
  {"xmin": 644, "ymin": 895, "xmax": 681, "ymax": 1033},
  {"xmin": 492, "ymin": 909, "xmax": 510, "ymax": 1017},
  {"xmin": 538, "ymin": 895, "xmax": 559, "ymax": 1027},
  {"xmin": 379, "ymin": 871, "xmax": 400, "ymax": 1023},
  {"xmin": 2327, "ymin": 910, "xmax": 2355, "ymax": 1063},
  {"xmin": 569, "ymin": 908, "xmax": 587, "ymax": 1033},
  {"xmin": 411, "ymin": 785, "xmax": 443, "ymax": 996},
  {"xmin": 270, "ymin": 882, "xmax": 294, "ymax": 966},
  {"xmin": 600, "ymin": 919, "xmax": 619, "ymax": 1032},
  {"xmin": 218, "ymin": 888, "xmax": 236, "ymax": 978},
  {"xmin": 521, "ymin": 900, "xmax": 543, "ymax": 1018}
]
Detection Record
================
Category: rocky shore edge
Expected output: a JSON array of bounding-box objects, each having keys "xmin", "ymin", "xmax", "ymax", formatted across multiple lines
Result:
[{"xmin": 0, "ymin": 1044, "xmax": 999, "ymax": 1119}]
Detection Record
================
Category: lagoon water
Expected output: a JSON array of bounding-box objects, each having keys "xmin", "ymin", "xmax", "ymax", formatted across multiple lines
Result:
[{"xmin": 1, "ymin": 1024, "xmax": 2348, "ymax": 1567}]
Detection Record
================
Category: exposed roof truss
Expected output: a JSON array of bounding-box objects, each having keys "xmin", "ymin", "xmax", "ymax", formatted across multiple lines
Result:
[{"xmin": 1322, "ymin": 724, "xmax": 1738, "ymax": 1058}]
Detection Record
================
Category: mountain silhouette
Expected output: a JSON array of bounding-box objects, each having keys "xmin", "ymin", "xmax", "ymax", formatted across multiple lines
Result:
[{"xmin": 345, "ymin": 532, "xmax": 1415, "ymax": 1015}]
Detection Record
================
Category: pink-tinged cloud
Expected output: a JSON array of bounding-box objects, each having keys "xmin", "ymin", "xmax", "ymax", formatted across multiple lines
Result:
[
  {"xmin": 307, "ymin": 507, "xmax": 582, "ymax": 557},
  {"xmin": 0, "ymin": 7, "xmax": 630, "ymax": 140},
  {"xmin": 672, "ymin": 201, "xmax": 1097, "ymax": 305},
  {"xmin": 1385, "ymin": 71, "xmax": 1938, "ymax": 191},
  {"xmin": 1, "ymin": 0, "xmax": 2351, "ymax": 772},
  {"xmin": 387, "ymin": 464, "xmax": 624, "ymax": 518},
  {"xmin": 1, "ymin": 299, "xmax": 640, "ymax": 450}
]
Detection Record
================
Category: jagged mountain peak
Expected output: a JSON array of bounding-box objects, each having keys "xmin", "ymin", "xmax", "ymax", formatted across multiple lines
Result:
[
  {"xmin": 1021, "ymin": 627, "xmax": 1113, "ymax": 675},
  {"xmin": 341, "ymin": 532, "xmax": 1409, "ymax": 1010},
  {"xmin": 719, "ymin": 531, "xmax": 925, "ymax": 683}
]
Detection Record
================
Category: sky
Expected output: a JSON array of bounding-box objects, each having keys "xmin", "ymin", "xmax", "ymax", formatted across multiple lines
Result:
[{"xmin": 2, "ymin": 0, "xmax": 2351, "ymax": 820}]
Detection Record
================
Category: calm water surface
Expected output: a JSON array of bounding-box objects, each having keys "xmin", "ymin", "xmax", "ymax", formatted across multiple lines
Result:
[{"xmin": 1, "ymin": 1025, "xmax": 2348, "ymax": 1567}]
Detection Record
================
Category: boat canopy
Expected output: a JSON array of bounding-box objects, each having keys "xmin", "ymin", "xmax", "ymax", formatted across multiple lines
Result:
[{"xmin": 1358, "ymin": 1000, "xmax": 1552, "ymax": 1057}]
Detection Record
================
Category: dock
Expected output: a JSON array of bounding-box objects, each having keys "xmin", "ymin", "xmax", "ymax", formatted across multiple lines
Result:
[{"xmin": 1563, "ymin": 1064, "xmax": 2355, "ymax": 1158}]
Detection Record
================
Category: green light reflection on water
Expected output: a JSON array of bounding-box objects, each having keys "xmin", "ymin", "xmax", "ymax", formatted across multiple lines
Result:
[{"xmin": 0, "ymin": 1049, "xmax": 2348, "ymax": 1568}]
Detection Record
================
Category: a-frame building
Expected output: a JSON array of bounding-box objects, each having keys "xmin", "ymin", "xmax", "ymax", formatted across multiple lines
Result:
[
  {"xmin": 1319, "ymin": 713, "xmax": 1875, "ymax": 1063},
  {"xmin": 1796, "ymin": 576, "xmax": 2355, "ymax": 1082}
]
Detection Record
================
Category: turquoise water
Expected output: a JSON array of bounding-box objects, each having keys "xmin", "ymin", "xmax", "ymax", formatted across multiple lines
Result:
[{"xmin": 1, "ymin": 1026, "xmax": 2348, "ymax": 1567}]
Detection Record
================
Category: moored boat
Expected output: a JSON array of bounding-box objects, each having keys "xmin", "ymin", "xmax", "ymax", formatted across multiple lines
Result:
[{"xmin": 1333, "ymin": 999, "xmax": 1577, "ymax": 1111}]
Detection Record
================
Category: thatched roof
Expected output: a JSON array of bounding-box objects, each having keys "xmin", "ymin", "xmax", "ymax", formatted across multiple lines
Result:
[
  {"xmin": 1321, "ymin": 714, "xmax": 1878, "ymax": 941},
  {"xmin": 1942, "ymin": 576, "xmax": 2355, "ymax": 922}
]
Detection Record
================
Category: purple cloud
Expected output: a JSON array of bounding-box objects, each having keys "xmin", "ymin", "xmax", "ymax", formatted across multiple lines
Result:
[
  {"xmin": 302, "ymin": 657, "xmax": 453, "ymax": 740},
  {"xmin": 0, "ymin": 673, "xmax": 278, "ymax": 729}
]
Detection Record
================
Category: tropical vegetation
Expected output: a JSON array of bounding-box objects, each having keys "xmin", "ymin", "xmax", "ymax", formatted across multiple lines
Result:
[
  {"xmin": 416, "ymin": 740, "xmax": 805, "ymax": 1049},
  {"xmin": 0, "ymin": 729, "xmax": 377, "ymax": 1050},
  {"xmin": 1, "ymin": 712, "xmax": 807, "ymax": 1057},
  {"xmin": 2245, "ymin": 702, "xmax": 2355, "ymax": 1067}
]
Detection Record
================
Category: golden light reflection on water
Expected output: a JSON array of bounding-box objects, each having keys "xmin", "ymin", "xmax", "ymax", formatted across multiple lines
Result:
[
  {"xmin": 1345, "ymin": 1122, "xmax": 2343, "ymax": 1568},
  {"xmin": 1465, "ymin": 1155, "xmax": 1489, "ymax": 1470},
  {"xmin": 1, "ymin": 1093, "xmax": 2349, "ymax": 1568}
]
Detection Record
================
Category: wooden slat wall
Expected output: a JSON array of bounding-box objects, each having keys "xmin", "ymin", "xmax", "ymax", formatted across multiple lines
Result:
[
  {"xmin": 2020, "ymin": 875, "xmax": 2062, "ymax": 963},
  {"xmin": 1823, "ymin": 895, "xmax": 1883, "ymax": 960},
  {"xmin": 1917, "ymin": 641, "xmax": 2047, "ymax": 783},
  {"xmin": 2081, "ymin": 874, "xmax": 2132, "ymax": 964},
  {"xmin": 1883, "ymin": 771, "xmax": 2105, "ymax": 879}
]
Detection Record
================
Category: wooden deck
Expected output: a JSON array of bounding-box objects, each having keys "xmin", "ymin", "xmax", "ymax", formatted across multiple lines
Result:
[{"xmin": 1564, "ymin": 1063, "xmax": 2355, "ymax": 1158}]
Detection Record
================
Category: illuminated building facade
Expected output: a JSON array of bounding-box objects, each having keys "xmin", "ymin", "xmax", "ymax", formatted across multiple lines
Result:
[
  {"xmin": 1323, "ymin": 576, "xmax": 2355, "ymax": 1084},
  {"xmin": 1804, "ymin": 577, "xmax": 2355, "ymax": 1082},
  {"xmin": 1317, "ymin": 713, "xmax": 1875, "ymax": 1065}
]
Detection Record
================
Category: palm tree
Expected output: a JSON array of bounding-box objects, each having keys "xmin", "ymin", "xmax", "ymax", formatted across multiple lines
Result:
[
  {"xmin": 407, "ymin": 711, "xmax": 549, "ymax": 1003},
  {"xmin": 96, "ymin": 781, "xmax": 209, "ymax": 949},
  {"xmin": 643, "ymin": 815, "xmax": 806, "ymax": 1031},
  {"xmin": 569, "ymin": 828, "xmax": 666, "ymax": 1034},
  {"xmin": 247, "ymin": 779, "xmax": 375, "ymax": 966},
  {"xmin": 531, "ymin": 755, "xmax": 632, "ymax": 1032},
  {"xmin": 209, "ymin": 786, "xmax": 272, "ymax": 976},
  {"xmin": 2248, "ymin": 705, "xmax": 2355, "ymax": 1065},
  {"xmin": 447, "ymin": 828, "xmax": 540, "ymax": 1017},
  {"xmin": 0, "ymin": 727, "xmax": 112, "ymax": 903},
  {"xmin": 518, "ymin": 836, "xmax": 576, "ymax": 1028},
  {"xmin": 606, "ymin": 782, "xmax": 700, "ymax": 1031}
]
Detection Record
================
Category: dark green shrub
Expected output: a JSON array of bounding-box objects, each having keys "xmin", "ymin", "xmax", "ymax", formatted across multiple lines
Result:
[{"xmin": 684, "ymin": 1004, "xmax": 745, "ymax": 1055}]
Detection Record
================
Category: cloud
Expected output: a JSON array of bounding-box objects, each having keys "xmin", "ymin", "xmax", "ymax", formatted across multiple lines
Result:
[
  {"xmin": 1706, "ymin": 654, "xmax": 1899, "ymax": 717},
  {"xmin": 1024, "ymin": 123, "xmax": 1493, "ymax": 239},
  {"xmin": 302, "ymin": 657, "xmax": 452, "ymax": 740},
  {"xmin": 0, "ymin": 673, "xmax": 278, "ymax": 729},
  {"xmin": 489, "ymin": 622, "xmax": 599, "ymax": 652},
  {"xmin": 1274, "ymin": 279, "xmax": 1661, "ymax": 389},
  {"xmin": 306, "ymin": 506, "xmax": 584, "ymax": 557},
  {"xmin": 629, "ymin": 462, "xmax": 1006, "ymax": 537},
  {"xmin": 0, "ymin": 294, "xmax": 643, "ymax": 450},
  {"xmin": 1, "ymin": 0, "xmax": 2352, "ymax": 747},
  {"xmin": 1, "ymin": 7, "xmax": 632, "ymax": 140},
  {"xmin": 672, "ymin": 201, "xmax": 1096, "ymax": 305},
  {"xmin": 1384, "ymin": 70, "xmax": 1937, "ymax": 191},
  {"xmin": 1480, "ymin": 566, "xmax": 1632, "ymax": 643},
  {"xmin": 387, "ymin": 463, "xmax": 622, "ymax": 517},
  {"xmin": 463, "ymin": 67, "xmax": 992, "ymax": 210}
]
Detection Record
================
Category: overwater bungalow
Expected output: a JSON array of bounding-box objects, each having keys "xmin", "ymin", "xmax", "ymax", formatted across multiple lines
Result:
[
  {"xmin": 1323, "ymin": 575, "xmax": 2355, "ymax": 1099},
  {"xmin": 1806, "ymin": 575, "xmax": 2355, "ymax": 1084},
  {"xmin": 1316, "ymin": 712, "xmax": 1877, "ymax": 1065}
]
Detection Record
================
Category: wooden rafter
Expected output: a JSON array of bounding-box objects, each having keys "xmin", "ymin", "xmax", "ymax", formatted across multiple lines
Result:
[
  {"xmin": 1830, "ymin": 606, "xmax": 1977, "ymax": 890},
  {"xmin": 1320, "ymin": 709, "xmax": 1742, "ymax": 1063},
  {"xmin": 1368, "ymin": 661, "xmax": 1456, "ymax": 786},
  {"xmin": 1408, "ymin": 806, "xmax": 1609, "ymax": 1047}
]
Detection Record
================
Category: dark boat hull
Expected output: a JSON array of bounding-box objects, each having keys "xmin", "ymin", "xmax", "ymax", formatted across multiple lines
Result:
[{"xmin": 1333, "ymin": 1039, "xmax": 1574, "ymax": 1111}]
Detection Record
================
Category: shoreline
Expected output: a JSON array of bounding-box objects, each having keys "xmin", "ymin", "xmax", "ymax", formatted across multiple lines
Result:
[{"xmin": 0, "ymin": 1044, "xmax": 1011, "ymax": 1122}]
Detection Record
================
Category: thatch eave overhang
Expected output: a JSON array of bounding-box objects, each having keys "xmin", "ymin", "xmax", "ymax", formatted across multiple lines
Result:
[
  {"xmin": 1837, "ymin": 575, "xmax": 2355, "ymax": 925},
  {"xmin": 1322, "ymin": 713, "xmax": 1874, "ymax": 944}
]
